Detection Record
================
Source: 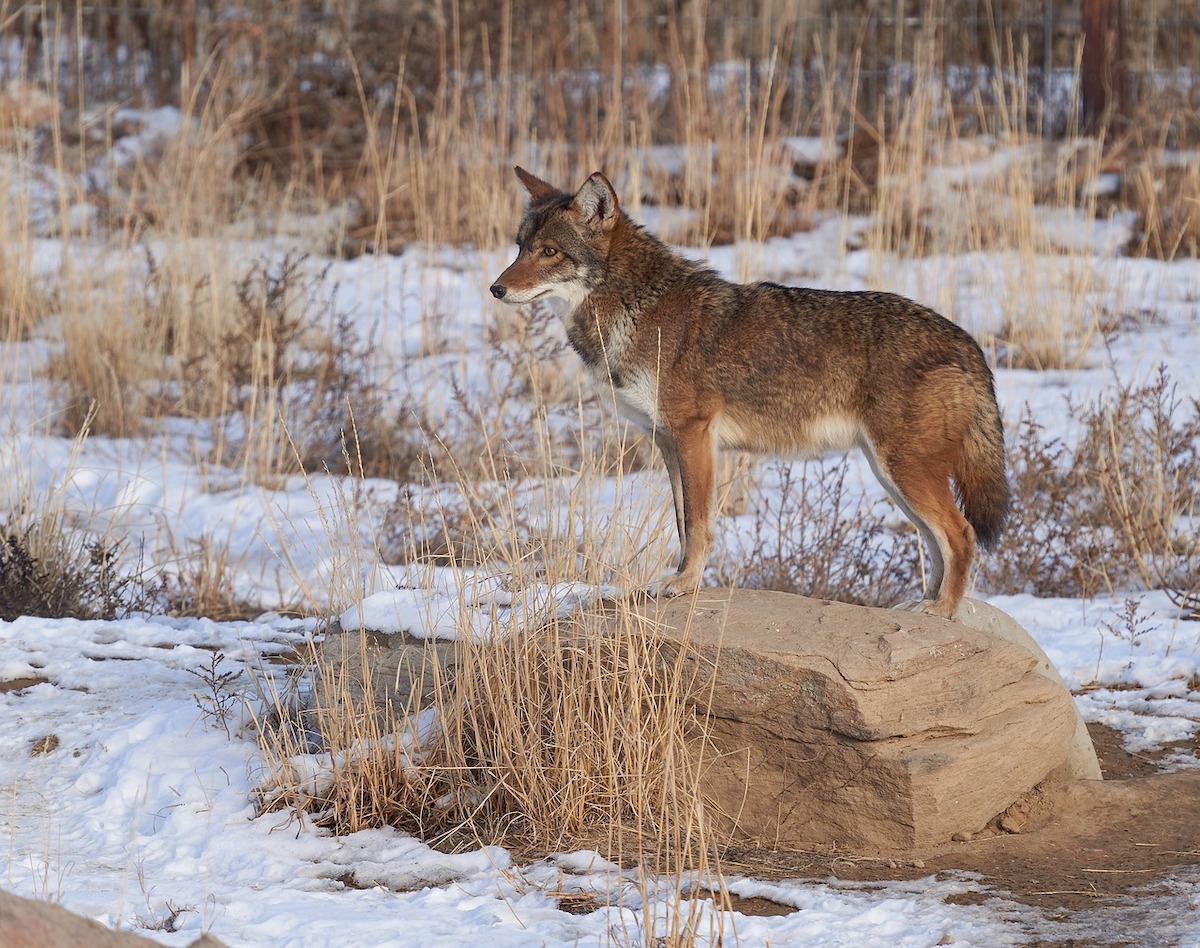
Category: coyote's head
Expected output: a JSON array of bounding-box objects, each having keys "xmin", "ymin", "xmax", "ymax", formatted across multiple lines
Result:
[{"xmin": 489, "ymin": 167, "xmax": 619, "ymax": 312}]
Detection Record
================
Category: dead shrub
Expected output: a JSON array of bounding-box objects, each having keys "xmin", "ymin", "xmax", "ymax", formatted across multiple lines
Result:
[
  {"xmin": 379, "ymin": 483, "xmax": 494, "ymax": 567},
  {"xmin": 323, "ymin": 409, "xmax": 429, "ymax": 484},
  {"xmin": 1070, "ymin": 366, "xmax": 1200, "ymax": 606},
  {"xmin": 161, "ymin": 252, "xmax": 325, "ymax": 429},
  {"xmin": 224, "ymin": 256, "xmax": 315, "ymax": 389},
  {"xmin": 166, "ymin": 254, "xmax": 395, "ymax": 480},
  {"xmin": 979, "ymin": 368, "xmax": 1200, "ymax": 605},
  {"xmin": 0, "ymin": 518, "xmax": 158, "ymax": 621},
  {"xmin": 977, "ymin": 406, "xmax": 1107, "ymax": 598},
  {"xmin": 716, "ymin": 458, "xmax": 923, "ymax": 608}
]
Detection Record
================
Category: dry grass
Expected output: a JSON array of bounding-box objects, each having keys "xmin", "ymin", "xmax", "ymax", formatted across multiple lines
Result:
[
  {"xmin": 1127, "ymin": 156, "xmax": 1200, "ymax": 261},
  {"xmin": 978, "ymin": 367, "xmax": 1200, "ymax": 604},
  {"xmin": 0, "ymin": 192, "xmax": 54, "ymax": 343},
  {"xmin": 254, "ymin": 435, "xmax": 728, "ymax": 932},
  {"xmin": 345, "ymin": 14, "xmax": 812, "ymax": 254},
  {"xmin": 256, "ymin": 600, "xmax": 731, "ymax": 938},
  {"xmin": 266, "ymin": 602, "xmax": 705, "ymax": 850},
  {"xmin": 160, "ymin": 532, "xmax": 261, "ymax": 622}
]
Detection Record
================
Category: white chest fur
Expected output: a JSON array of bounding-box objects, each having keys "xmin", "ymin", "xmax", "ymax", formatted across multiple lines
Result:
[{"xmin": 609, "ymin": 366, "xmax": 660, "ymax": 433}]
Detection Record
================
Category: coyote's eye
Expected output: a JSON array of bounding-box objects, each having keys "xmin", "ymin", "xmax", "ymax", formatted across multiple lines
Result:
[{"xmin": 541, "ymin": 246, "xmax": 558, "ymax": 258}]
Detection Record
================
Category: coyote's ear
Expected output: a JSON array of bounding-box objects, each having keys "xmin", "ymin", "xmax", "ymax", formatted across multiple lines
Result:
[
  {"xmin": 514, "ymin": 166, "xmax": 559, "ymax": 202},
  {"xmin": 569, "ymin": 173, "xmax": 619, "ymax": 233}
]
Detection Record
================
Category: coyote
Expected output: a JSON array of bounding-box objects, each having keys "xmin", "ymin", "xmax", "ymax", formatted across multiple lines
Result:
[{"xmin": 490, "ymin": 168, "xmax": 1010, "ymax": 618}]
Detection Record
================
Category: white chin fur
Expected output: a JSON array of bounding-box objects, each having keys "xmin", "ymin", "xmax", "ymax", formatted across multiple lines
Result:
[
  {"xmin": 502, "ymin": 284, "xmax": 590, "ymax": 314},
  {"xmin": 500, "ymin": 288, "xmax": 547, "ymax": 305},
  {"xmin": 544, "ymin": 282, "xmax": 591, "ymax": 317}
]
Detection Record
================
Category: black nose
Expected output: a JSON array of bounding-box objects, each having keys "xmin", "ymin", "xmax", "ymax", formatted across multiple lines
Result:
[{"xmin": 489, "ymin": 284, "xmax": 506, "ymax": 300}]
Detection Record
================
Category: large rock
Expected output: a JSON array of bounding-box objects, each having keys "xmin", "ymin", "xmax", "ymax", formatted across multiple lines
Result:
[
  {"xmin": 324, "ymin": 587, "xmax": 1099, "ymax": 854},
  {"xmin": 316, "ymin": 626, "xmax": 458, "ymax": 719},
  {"xmin": 640, "ymin": 589, "xmax": 1098, "ymax": 852}
]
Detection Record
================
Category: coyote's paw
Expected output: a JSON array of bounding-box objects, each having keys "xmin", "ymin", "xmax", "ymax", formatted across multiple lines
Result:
[
  {"xmin": 897, "ymin": 598, "xmax": 958, "ymax": 620},
  {"xmin": 643, "ymin": 578, "xmax": 675, "ymax": 599},
  {"xmin": 645, "ymin": 573, "xmax": 701, "ymax": 599}
]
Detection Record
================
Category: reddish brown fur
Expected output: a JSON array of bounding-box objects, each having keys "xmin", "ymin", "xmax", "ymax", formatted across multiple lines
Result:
[{"xmin": 491, "ymin": 169, "xmax": 1010, "ymax": 618}]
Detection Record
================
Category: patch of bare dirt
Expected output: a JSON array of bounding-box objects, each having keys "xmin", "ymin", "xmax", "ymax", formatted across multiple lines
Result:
[
  {"xmin": 1087, "ymin": 720, "xmax": 1200, "ymax": 780},
  {"xmin": 724, "ymin": 724, "xmax": 1200, "ymax": 941},
  {"xmin": 0, "ymin": 675, "xmax": 49, "ymax": 693},
  {"xmin": 720, "ymin": 894, "xmax": 796, "ymax": 917}
]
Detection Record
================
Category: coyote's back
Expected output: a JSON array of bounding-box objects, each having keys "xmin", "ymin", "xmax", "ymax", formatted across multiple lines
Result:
[{"xmin": 491, "ymin": 167, "xmax": 1010, "ymax": 618}]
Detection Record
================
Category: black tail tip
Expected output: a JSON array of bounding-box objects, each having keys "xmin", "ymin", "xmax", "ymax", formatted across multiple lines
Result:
[{"xmin": 972, "ymin": 495, "xmax": 1011, "ymax": 552}]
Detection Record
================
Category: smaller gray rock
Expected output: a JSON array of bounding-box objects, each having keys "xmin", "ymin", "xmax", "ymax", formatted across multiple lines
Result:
[{"xmin": 0, "ymin": 889, "xmax": 225, "ymax": 948}]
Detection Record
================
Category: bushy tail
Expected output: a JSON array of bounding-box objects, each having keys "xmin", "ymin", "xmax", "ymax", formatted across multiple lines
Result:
[{"xmin": 954, "ymin": 389, "xmax": 1010, "ymax": 551}]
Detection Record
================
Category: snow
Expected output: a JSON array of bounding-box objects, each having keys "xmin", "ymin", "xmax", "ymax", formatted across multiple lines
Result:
[
  {"xmin": 0, "ymin": 607, "xmax": 1073, "ymax": 945},
  {"xmin": 3, "ymin": 126, "xmax": 1200, "ymax": 945},
  {"xmin": 0, "ymin": 599, "xmax": 1121, "ymax": 947},
  {"xmin": 338, "ymin": 566, "xmax": 621, "ymax": 641},
  {"xmin": 781, "ymin": 136, "xmax": 841, "ymax": 165}
]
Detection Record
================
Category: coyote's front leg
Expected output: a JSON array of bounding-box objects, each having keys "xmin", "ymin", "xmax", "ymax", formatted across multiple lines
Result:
[
  {"xmin": 655, "ymin": 431, "xmax": 686, "ymax": 552},
  {"xmin": 650, "ymin": 420, "xmax": 715, "ymax": 597}
]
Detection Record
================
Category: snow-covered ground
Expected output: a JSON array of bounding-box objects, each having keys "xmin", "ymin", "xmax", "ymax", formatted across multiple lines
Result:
[
  {"xmin": 3, "ymin": 120, "xmax": 1200, "ymax": 945},
  {"xmin": 0, "ymin": 607, "xmax": 1083, "ymax": 946}
]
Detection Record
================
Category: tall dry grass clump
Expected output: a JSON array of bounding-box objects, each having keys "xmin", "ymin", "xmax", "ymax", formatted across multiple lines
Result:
[
  {"xmin": 0, "ymin": 187, "xmax": 50, "ymax": 344},
  {"xmin": 267, "ymin": 602, "xmax": 708, "ymax": 856},
  {"xmin": 1127, "ymin": 154, "xmax": 1200, "ymax": 260},
  {"xmin": 259, "ymin": 608, "xmax": 730, "ymax": 940}
]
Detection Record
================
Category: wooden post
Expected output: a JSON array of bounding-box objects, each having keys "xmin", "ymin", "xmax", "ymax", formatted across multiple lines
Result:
[{"xmin": 1080, "ymin": 0, "xmax": 1126, "ymax": 134}]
